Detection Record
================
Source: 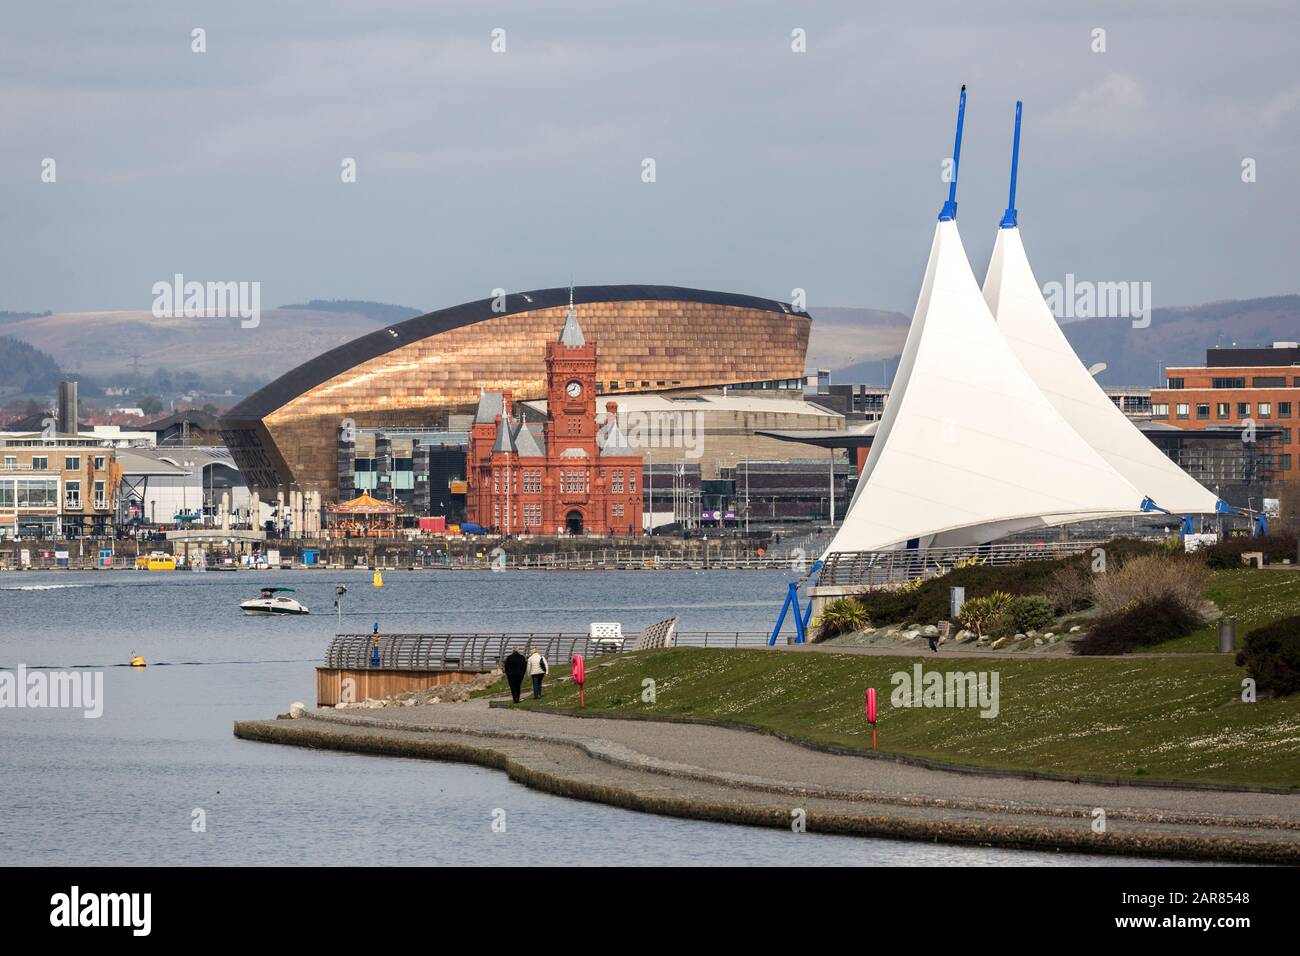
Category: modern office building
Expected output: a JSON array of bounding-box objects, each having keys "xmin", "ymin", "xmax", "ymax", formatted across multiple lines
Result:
[
  {"xmin": 1151, "ymin": 344, "xmax": 1299, "ymax": 486},
  {"xmin": 0, "ymin": 434, "xmax": 119, "ymax": 538}
]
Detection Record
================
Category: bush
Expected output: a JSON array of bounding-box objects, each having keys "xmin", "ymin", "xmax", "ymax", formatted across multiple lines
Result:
[
  {"xmin": 1200, "ymin": 532, "xmax": 1299, "ymax": 570},
  {"xmin": 852, "ymin": 539, "xmax": 1167, "ymax": 627},
  {"xmin": 959, "ymin": 591, "xmax": 1012, "ymax": 638},
  {"xmin": 1046, "ymin": 564, "xmax": 1094, "ymax": 614},
  {"xmin": 1091, "ymin": 552, "xmax": 1211, "ymax": 617},
  {"xmin": 817, "ymin": 598, "xmax": 868, "ymax": 640},
  {"xmin": 1072, "ymin": 595, "xmax": 1201, "ymax": 655},
  {"xmin": 1007, "ymin": 595, "xmax": 1055, "ymax": 634},
  {"xmin": 1235, "ymin": 616, "xmax": 1300, "ymax": 697}
]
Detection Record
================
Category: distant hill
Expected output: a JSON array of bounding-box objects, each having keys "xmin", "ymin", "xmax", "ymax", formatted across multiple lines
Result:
[
  {"xmin": 814, "ymin": 294, "xmax": 1300, "ymax": 388},
  {"xmin": 805, "ymin": 306, "xmax": 909, "ymax": 380},
  {"xmin": 0, "ymin": 310, "xmax": 52, "ymax": 325},
  {"xmin": 0, "ymin": 335, "xmax": 63, "ymax": 394},
  {"xmin": 0, "ymin": 305, "xmax": 403, "ymax": 385},
  {"xmin": 277, "ymin": 299, "xmax": 422, "ymax": 326}
]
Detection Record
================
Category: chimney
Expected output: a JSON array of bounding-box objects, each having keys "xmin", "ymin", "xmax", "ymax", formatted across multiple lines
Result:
[{"xmin": 57, "ymin": 381, "xmax": 78, "ymax": 435}]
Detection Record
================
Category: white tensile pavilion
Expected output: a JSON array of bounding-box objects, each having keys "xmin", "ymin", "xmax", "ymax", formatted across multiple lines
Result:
[{"xmin": 823, "ymin": 94, "xmax": 1217, "ymax": 560}]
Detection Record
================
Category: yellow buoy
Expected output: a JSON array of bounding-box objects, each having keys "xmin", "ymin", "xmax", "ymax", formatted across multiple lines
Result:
[
  {"xmin": 129, "ymin": 655, "xmax": 147, "ymax": 667},
  {"xmin": 373, "ymin": 569, "xmax": 384, "ymax": 588}
]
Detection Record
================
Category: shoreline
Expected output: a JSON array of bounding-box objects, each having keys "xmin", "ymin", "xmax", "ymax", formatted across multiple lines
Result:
[{"xmin": 233, "ymin": 705, "xmax": 1300, "ymax": 864}]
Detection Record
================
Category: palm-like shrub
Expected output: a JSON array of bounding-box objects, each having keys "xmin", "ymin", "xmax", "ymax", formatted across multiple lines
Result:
[
  {"xmin": 818, "ymin": 598, "xmax": 868, "ymax": 640},
  {"xmin": 959, "ymin": 591, "xmax": 1012, "ymax": 638}
]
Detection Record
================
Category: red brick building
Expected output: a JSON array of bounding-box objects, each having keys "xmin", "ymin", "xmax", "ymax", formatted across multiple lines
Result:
[
  {"xmin": 1150, "ymin": 344, "xmax": 1299, "ymax": 487},
  {"xmin": 465, "ymin": 300, "xmax": 644, "ymax": 535}
]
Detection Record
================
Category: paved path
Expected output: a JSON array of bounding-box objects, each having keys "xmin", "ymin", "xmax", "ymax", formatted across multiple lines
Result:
[{"xmin": 235, "ymin": 700, "xmax": 1299, "ymax": 863}]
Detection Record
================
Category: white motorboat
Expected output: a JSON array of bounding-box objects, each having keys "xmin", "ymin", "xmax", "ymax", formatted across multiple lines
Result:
[{"xmin": 240, "ymin": 587, "xmax": 309, "ymax": 616}]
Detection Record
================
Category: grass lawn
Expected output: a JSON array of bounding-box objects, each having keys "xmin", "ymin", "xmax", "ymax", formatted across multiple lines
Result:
[
  {"xmin": 491, "ymin": 647, "xmax": 1300, "ymax": 788},
  {"xmin": 1143, "ymin": 569, "xmax": 1300, "ymax": 653}
]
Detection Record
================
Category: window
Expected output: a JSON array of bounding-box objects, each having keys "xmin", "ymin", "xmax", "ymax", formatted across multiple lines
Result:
[
  {"xmin": 1280, "ymin": 402, "xmax": 1292, "ymax": 419},
  {"xmin": 94, "ymin": 480, "xmax": 106, "ymax": 508},
  {"xmin": 1279, "ymin": 454, "xmax": 1292, "ymax": 471},
  {"xmin": 64, "ymin": 456, "xmax": 80, "ymax": 471},
  {"xmin": 65, "ymin": 480, "xmax": 81, "ymax": 507},
  {"xmin": 561, "ymin": 469, "xmax": 588, "ymax": 494},
  {"xmin": 3, "ymin": 456, "xmax": 15, "ymax": 469},
  {"xmin": 0, "ymin": 484, "xmax": 12, "ymax": 508},
  {"xmin": 1212, "ymin": 377, "xmax": 1246, "ymax": 389},
  {"xmin": 1238, "ymin": 403, "xmax": 1251, "ymax": 417},
  {"xmin": 1175, "ymin": 403, "xmax": 1190, "ymax": 419},
  {"xmin": 32, "ymin": 456, "xmax": 48, "ymax": 470},
  {"xmin": 612, "ymin": 503, "xmax": 624, "ymax": 517},
  {"xmin": 1252, "ymin": 376, "xmax": 1286, "ymax": 388},
  {"xmin": 1196, "ymin": 403, "xmax": 1210, "ymax": 419},
  {"xmin": 523, "ymin": 503, "xmax": 541, "ymax": 528},
  {"xmin": 523, "ymin": 469, "xmax": 542, "ymax": 494},
  {"xmin": 1259, "ymin": 402, "xmax": 1273, "ymax": 419},
  {"xmin": 94, "ymin": 456, "xmax": 106, "ymax": 470},
  {"xmin": 629, "ymin": 471, "xmax": 636, "ymax": 492},
  {"xmin": 1151, "ymin": 404, "xmax": 1169, "ymax": 417},
  {"xmin": 1216, "ymin": 402, "xmax": 1231, "ymax": 419},
  {"xmin": 1166, "ymin": 377, "xmax": 1185, "ymax": 389},
  {"xmin": 611, "ymin": 470, "xmax": 624, "ymax": 493},
  {"xmin": 17, "ymin": 479, "xmax": 57, "ymax": 507}
]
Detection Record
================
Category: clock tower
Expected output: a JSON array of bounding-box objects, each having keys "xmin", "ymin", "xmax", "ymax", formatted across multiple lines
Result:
[{"xmin": 544, "ymin": 285, "xmax": 598, "ymax": 457}]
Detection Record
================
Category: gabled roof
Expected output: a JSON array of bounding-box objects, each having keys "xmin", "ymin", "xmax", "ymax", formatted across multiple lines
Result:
[
  {"xmin": 824, "ymin": 220, "xmax": 1145, "ymax": 555},
  {"xmin": 474, "ymin": 391, "xmax": 504, "ymax": 424},
  {"xmin": 983, "ymin": 226, "xmax": 1219, "ymax": 514},
  {"xmin": 514, "ymin": 422, "xmax": 546, "ymax": 457},
  {"xmin": 599, "ymin": 417, "xmax": 630, "ymax": 456}
]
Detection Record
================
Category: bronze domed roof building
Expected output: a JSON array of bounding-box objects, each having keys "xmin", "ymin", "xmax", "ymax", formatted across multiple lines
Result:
[{"xmin": 219, "ymin": 284, "xmax": 810, "ymax": 500}]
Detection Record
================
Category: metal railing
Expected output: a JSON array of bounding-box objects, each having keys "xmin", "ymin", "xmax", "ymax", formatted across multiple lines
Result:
[
  {"xmin": 816, "ymin": 540, "xmax": 1106, "ymax": 588},
  {"xmin": 324, "ymin": 629, "xmax": 776, "ymax": 670}
]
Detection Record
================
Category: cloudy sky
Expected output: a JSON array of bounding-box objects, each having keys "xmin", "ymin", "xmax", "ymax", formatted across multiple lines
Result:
[{"xmin": 2, "ymin": 1, "xmax": 1297, "ymax": 316}]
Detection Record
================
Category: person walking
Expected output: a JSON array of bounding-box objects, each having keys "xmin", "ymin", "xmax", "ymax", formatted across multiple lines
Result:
[
  {"xmin": 503, "ymin": 648, "xmax": 527, "ymax": 704},
  {"xmin": 526, "ymin": 646, "xmax": 548, "ymax": 700}
]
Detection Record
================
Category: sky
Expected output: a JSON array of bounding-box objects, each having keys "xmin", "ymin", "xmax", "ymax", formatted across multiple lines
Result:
[{"xmin": 2, "ymin": 0, "xmax": 1298, "ymax": 316}]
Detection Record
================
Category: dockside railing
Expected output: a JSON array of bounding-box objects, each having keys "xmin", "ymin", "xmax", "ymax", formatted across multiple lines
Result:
[
  {"xmin": 815, "ymin": 539, "xmax": 1107, "ymax": 588},
  {"xmin": 325, "ymin": 629, "xmax": 775, "ymax": 670}
]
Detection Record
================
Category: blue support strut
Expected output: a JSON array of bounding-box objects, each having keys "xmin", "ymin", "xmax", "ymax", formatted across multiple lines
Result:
[
  {"xmin": 938, "ymin": 85, "xmax": 967, "ymax": 222},
  {"xmin": 769, "ymin": 581, "xmax": 809, "ymax": 645},
  {"xmin": 999, "ymin": 100, "xmax": 1022, "ymax": 229}
]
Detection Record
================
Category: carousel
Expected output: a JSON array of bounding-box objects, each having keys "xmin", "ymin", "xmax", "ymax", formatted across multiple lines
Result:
[{"xmin": 325, "ymin": 493, "xmax": 405, "ymax": 538}]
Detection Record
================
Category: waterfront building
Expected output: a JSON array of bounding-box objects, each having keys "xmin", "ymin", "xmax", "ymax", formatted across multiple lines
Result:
[
  {"xmin": 0, "ymin": 434, "xmax": 119, "ymax": 538},
  {"xmin": 465, "ymin": 299, "xmax": 643, "ymax": 536},
  {"xmin": 219, "ymin": 285, "xmax": 810, "ymax": 502}
]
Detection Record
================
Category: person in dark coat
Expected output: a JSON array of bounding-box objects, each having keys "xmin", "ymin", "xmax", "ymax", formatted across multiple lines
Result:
[{"xmin": 503, "ymin": 649, "xmax": 527, "ymax": 704}]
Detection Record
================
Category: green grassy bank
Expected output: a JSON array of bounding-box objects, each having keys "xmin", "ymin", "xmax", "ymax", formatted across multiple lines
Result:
[
  {"xmin": 1144, "ymin": 568, "xmax": 1300, "ymax": 653},
  {"xmin": 493, "ymin": 647, "xmax": 1299, "ymax": 789}
]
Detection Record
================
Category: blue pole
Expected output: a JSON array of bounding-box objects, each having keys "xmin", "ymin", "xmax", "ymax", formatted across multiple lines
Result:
[
  {"xmin": 999, "ymin": 100, "xmax": 1022, "ymax": 228},
  {"xmin": 938, "ymin": 85, "xmax": 967, "ymax": 222}
]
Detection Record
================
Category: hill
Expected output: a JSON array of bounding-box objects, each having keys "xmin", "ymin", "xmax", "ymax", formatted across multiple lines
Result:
[{"xmin": 0, "ymin": 335, "xmax": 63, "ymax": 395}]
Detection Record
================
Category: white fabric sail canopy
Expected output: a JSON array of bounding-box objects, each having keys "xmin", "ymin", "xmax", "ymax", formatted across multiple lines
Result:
[
  {"xmin": 824, "ymin": 219, "xmax": 1147, "ymax": 556},
  {"xmin": 982, "ymin": 226, "xmax": 1219, "ymax": 514}
]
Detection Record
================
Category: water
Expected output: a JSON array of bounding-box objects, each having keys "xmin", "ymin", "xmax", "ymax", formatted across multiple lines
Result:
[{"xmin": 0, "ymin": 569, "xmax": 1178, "ymax": 866}]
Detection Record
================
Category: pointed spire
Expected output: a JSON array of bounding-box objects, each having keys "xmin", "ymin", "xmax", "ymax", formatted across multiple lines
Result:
[{"xmin": 558, "ymin": 279, "xmax": 586, "ymax": 346}]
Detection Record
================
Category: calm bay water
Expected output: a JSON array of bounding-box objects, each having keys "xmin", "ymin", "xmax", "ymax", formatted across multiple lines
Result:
[{"xmin": 0, "ymin": 568, "xmax": 1178, "ymax": 866}]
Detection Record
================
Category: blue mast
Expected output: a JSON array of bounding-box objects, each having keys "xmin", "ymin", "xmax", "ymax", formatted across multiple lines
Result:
[
  {"xmin": 938, "ymin": 85, "xmax": 967, "ymax": 222},
  {"xmin": 1000, "ymin": 100, "xmax": 1023, "ymax": 229}
]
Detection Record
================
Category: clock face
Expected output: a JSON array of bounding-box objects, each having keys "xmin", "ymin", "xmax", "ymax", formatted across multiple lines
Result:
[{"xmin": 565, "ymin": 380, "xmax": 583, "ymax": 398}]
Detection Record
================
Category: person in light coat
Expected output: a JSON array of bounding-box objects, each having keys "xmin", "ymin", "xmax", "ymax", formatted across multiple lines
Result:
[{"xmin": 526, "ymin": 647, "xmax": 548, "ymax": 700}]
